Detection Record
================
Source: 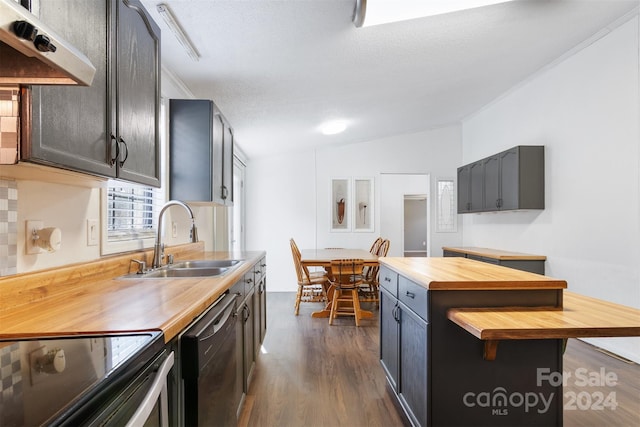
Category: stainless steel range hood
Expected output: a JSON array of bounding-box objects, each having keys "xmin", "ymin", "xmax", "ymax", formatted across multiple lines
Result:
[{"xmin": 0, "ymin": 0, "xmax": 96, "ymax": 86}]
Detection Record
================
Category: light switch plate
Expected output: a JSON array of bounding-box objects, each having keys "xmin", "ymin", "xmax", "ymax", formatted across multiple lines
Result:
[
  {"xmin": 26, "ymin": 220, "xmax": 44, "ymax": 254},
  {"xmin": 87, "ymin": 219, "xmax": 99, "ymax": 246}
]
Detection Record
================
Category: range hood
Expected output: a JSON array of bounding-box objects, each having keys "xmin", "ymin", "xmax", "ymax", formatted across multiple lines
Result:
[{"xmin": 0, "ymin": 0, "xmax": 96, "ymax": 86}]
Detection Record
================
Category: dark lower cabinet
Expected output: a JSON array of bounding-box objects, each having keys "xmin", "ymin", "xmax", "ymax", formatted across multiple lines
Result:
[{"xmin": 399, "ymin": 303, "xmax": 428, "ymax": 427}]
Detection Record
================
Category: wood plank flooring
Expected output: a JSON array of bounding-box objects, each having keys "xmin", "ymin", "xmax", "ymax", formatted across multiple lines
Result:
[{"xmin": 239, "ymin": 292, "xmax": 639, "ymax": 427}]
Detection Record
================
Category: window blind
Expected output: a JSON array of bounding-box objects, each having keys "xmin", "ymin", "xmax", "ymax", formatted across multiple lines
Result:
[{"xmin": 106, "ymin": 183, "xmax": 164, "ymax": 242}]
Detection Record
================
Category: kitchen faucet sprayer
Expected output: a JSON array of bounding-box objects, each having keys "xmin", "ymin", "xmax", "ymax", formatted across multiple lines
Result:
[{"xmin": 152, "ymin": 200, "xmax": 198, "ymax": 269}]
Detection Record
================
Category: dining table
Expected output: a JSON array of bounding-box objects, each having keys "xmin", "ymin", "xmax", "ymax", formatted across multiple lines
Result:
[{"xmin": 299, "ymin": 248, "xmax": 379, "ymax": 319}]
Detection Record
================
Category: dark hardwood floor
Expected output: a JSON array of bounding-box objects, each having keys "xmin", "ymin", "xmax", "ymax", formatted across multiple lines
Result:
[{"xmin": 239, "ymin": 292, "xmax": 640, "ymax": 427}]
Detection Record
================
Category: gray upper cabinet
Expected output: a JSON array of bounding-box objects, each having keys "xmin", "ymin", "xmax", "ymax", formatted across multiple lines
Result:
[
  {"xmin": 457, "ymin": 160, "xmax": 484, "ymax": 213},
  {"xmin": 24, "ymin": 0, "xmax": 160, "ymax": 187},
  {"xmin": 169, "ymin": 99, "xmax": 234, "ymax": 205},
  {"xmin": 457, "ymin": 145, "xmax": 544, "ymax": 214}
]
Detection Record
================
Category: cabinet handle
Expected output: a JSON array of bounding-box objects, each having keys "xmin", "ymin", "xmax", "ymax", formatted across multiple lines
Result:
[
  {"xmin": 384, "ymin": 276, "xmax": 391, "ymax": 282},
  {"xmin": 392, "ymin": 305, "xmax": 400, "ymax": 322},
  {"xmin": 246, "ymin": 278, "xmax": 253, "ymax": 284},
  {"xmin": 405, "ymin": 290, "xmax": 415, "ymax": 299},
  {"xmin": 109, "ymin": 134, "xmax": 118, "ymax": 167},
  {"xmin": 221, "ymin": 185, "xmax": 228, "ymax": 200},
  {"xmin": 118, "ymin": 137, "xmax": 129, "ymax": 167}
]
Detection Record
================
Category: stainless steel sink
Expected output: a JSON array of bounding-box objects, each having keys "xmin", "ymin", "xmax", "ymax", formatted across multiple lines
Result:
[
  {"xmin": 170, "ymin": 259, "xmax": 241, "ymax": 269},
  {"xmin": 118, "ymin": 259, "xmax": 243, "ymax": 280},
  {"xmin": 142, "ymin": 266, "xmax": 229, "ymax": 278}
]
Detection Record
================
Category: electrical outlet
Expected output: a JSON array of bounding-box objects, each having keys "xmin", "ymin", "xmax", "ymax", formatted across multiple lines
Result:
[
  {"xmin": 87, "ymin": 219, "xmax": 99, "ymax": 246},
  {"xmin": 171, "ymin": 221, "xmax": 178, "ymax": 238}
]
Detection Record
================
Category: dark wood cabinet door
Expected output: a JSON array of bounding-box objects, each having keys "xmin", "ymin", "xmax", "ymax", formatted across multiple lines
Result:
[
  {"xmin": 212, "ymin": 112, "xmax": 225, "ymax": 204},
  {"xmin": 380, "ymin": 289, "xmax": 400, "ymax": 391},
  {"xmin": 115, "ymin": 0, "xmax": 161, "ymax": 187},
  {"xmin": 469, "ymin": 161, "xmax": 484, "ymax": 212},
  {"xmin": 457, "ymin": 166, "xmax": 470, "ymax": 213},
  {"xmin": 499, "ymin": 148, "xmax": 520, "ymax": 210},
  {"xmin": 169, "ymin": 99, "xmax": 214, "ymax": 201},
  {"xmin": 222, "ymin": 124, "xmax": 234, "ymax": 204},
  {"xmin": 483, "ymin": 155, "xmax": 500, "ymax": 210},
  {"xmin": 399, "ymin": 306, "xmax": 429, "ymax": 427},
  {"xmin": 27, "ymin": 0, "xmax": 114, "ymax": 177}
]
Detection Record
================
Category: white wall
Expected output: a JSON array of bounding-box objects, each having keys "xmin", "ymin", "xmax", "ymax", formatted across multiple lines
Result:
[
  {"xmin": 246, "ymin": 125, "xmax": 463, "ymax": 293},
  {"xmin": 462, "ymin": 14, "xmax": 640, "ymax": 362}
]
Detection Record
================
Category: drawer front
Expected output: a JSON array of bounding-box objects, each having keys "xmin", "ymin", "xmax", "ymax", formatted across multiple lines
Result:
[
  {"xmin": 253, "ymin": 259, "xmax": 265, "ymax": 284},
  {"xmin": 379, "ymin": 266, "xmax": 398, "ymax": 297},
  {"xmin": 398, "ymin": 276, "xmax": 428, "ymax": 321},
  {"xmin": 230, "ymin": 278, "xmax": 244, "ymax": 300}
]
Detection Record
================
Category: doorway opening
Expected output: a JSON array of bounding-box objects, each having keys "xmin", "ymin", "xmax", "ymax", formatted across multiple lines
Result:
[{"xmin": 404, "ymin": 195, "xmax": 428, "ymax": 257}]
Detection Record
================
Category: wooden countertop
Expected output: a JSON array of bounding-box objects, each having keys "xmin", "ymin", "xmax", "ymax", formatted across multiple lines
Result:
[
  {"xmin": 0, "ymin": 243, "xmax": 265, "ymax": 343},
  {"xmin": 448, "ymin": 291, "xmax": 640, "ymax": 341},
  {"xmin": 442, "ymin": 246, "xmax": 546, "ymax": 260},
  {"xmin": 447, "ymin": 291, "xmax": 640, "ymax": 360},
  {"xmin": 379, "ymin": 257, "xmax": 566, "ymax": 290}
]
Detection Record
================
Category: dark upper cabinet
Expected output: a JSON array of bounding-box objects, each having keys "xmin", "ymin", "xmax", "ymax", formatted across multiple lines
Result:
[
  {"xmin": 169, "ymin": 99, "xmax": 234, "ymax": 205},
  {"xmin": 457, "ymin": 145, "xmax": 544, "ymax": 214},
  {"xmin": 24, "ymin": 0, "xmax": 161, "ymax": 187},
  {"xmin": 457, "ymin": 160, "xmax": 484, "ymax": 213}
]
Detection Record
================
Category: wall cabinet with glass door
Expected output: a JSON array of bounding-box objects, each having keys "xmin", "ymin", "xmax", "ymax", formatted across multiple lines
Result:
[
  {"xmin": 169, "ymin": 99, "xmax": 234, "ymax": 205},
  {"xmin": 24, "ymin": 0, "xmax": 161, "ymax": 187}
]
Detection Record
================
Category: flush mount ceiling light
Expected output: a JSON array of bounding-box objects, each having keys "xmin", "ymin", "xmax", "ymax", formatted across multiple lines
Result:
[
  {"xmin": 353, "ymin": 0, "xmax": 518, "ymax": 28},
  {"xmin": 320, "ymin": 119, "xmax": 348, "ymax": 135},
  {"xmin": 157, "ymin": 3, "xmax": 200, "ymax": 61}
]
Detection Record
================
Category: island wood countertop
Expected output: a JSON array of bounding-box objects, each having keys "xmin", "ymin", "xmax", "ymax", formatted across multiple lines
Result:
[
  {"xmin": 0, "ymin": 242, "xmax": 265, "ymax": 343},
  {"xmin": 442, "ymin": 246, "xmax": 547, "ymax": 260},
  {"xmin": 379, "ymin": 257, "xmax": 566, "ymax": 290},
  {"xmin": 448, "ymin": 291, "xmax": 640, "ymax": 341}
]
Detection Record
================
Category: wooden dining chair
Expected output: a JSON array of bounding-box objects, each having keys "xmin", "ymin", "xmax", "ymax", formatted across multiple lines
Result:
[
  {"xmin": 359, "ymin": 239, "xmax": 390, "ymax": 307},
  {"xmin": 328, "ymin": 259, "xmax": 365, "ymax": 326},
  {"xmin": 290, "ymin": 239, "xmax": 328, "ymax": 315}
]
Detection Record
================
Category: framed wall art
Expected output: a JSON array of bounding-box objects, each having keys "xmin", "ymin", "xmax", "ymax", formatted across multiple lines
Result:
[
  {"xmin": 353, "ymin": 177, "xmax": 374, "ymax": 232},
  {"xmin": 330, "ymin": 178, "xmax": 350, "ymax": 232}
]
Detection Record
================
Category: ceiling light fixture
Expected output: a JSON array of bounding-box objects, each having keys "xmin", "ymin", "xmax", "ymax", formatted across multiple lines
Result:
[
  {"xmin": 320, "ymin": 119, "xmax": 348, "ymax": 135},
  {"xmin": 353, "ymin": 0, "xmax": 518, "ymax": 28},
  {"xmin": 157, "ymin": 4, "xmax": 200, "ymax": 61}
]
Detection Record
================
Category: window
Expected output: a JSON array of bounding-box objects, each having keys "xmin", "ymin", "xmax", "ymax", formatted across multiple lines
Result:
[
  {"xmin": 102, "ymin": 183, "xmax": 165, "ymax": 254},
  {"xmin": 436, "ymin": 178, "xmax": 457, "ymax": 232}
]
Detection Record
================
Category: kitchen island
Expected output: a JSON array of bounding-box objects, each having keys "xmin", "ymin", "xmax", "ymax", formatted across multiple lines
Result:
[{"xmin": 378, "ymin": 256, "xmax": 640, "ymax": 427}]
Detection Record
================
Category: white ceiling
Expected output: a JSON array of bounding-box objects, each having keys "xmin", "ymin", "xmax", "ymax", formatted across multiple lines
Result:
[{"xmin": 140, "ymin": 0, "xmax": 639, "ymax": 159}]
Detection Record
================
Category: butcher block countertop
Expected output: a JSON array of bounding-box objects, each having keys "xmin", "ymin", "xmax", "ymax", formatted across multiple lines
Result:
[
  {"xmin": 379, "ymin": 257, "xmax": 566, "ymax": 290},
  {"xmin": 448, "ymin": 291, "xmax": 640, "ymax": 340},
  {"xmin": 0, "ymin": 242, "xmax": 265, "ymax": 343},
  {"xmin": 442, "ymin": 246, "xmax": 546, "ymax": 260}
]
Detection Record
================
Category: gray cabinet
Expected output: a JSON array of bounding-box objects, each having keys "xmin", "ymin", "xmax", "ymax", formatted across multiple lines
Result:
[
  {"xmin": 457, "ymin": 146, "xmax": 544, "ymax": 213},
  {"xmin": 457, "ymin": 160, "xmax": 484, "ymax": 213},
  {"xmin": 379, "ymin": 267, "xmax": 429, "ymax": 427},
  {"xmin": 169, "ymin": 99, "xmax": 234, "ymax": 205},
  {"xmin": 442, "ymin": 248, "xmax": 545, "ymax": 275},
  {"xmin": 26, "ymin": 0, "xmax": 160, "ymax": 187}
]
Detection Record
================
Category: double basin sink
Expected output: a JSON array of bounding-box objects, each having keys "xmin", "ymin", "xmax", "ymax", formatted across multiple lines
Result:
[{"xmin": 122, "ymin": 259, "xmax": 242, "ymax": 279}]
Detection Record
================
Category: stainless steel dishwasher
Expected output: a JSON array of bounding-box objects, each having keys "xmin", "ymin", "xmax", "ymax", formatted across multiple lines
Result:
[{"xmin": 181, "ymin": 292, "xmax": 239, "ymax": 427}]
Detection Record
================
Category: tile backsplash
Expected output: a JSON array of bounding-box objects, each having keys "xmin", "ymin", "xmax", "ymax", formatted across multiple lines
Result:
[
  {"xmin": 0, "ymin": 86, "xmax": 19, "ymax": 164},
  {"xmin": 0, "ymin": 179, "xmax": 18, "ymax": 276}
]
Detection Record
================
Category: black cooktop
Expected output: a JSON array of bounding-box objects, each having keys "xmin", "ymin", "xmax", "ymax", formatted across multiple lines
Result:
[{"xmin": 0, "ymin": 332, "xmax": 163, "ymax": 426}]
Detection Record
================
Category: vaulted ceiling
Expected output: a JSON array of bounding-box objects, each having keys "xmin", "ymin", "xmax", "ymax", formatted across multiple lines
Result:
[{"xmin": 140, "ymin": 0, "xmax": 639, "ymax": 158}]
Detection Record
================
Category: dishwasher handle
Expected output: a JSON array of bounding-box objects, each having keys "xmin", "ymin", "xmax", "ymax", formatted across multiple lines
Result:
[
  {"xmin": 125, "ymin": 351, "xmax": 174, "ymax": 427},
  {"xmin": 198, "ymin": 301, "xmax": 235, "ymax": 342}
]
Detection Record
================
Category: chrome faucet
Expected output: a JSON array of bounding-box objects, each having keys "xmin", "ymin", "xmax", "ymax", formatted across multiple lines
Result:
[{"xmin": 152, "ymin": 200, "xmax": 198, "ymax": 269}]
